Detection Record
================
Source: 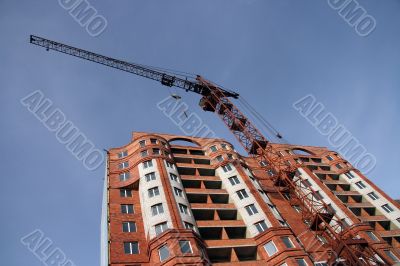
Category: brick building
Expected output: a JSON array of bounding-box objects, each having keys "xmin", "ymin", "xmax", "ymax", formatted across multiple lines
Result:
[{"xmin": 100, "ymin": 132, "xmax": 400, "ymax": 265}]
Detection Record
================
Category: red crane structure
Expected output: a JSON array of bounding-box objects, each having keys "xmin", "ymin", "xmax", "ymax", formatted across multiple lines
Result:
[{"xmin": 30, "ymin": 35, "xmax": 398, "ymax": 265}]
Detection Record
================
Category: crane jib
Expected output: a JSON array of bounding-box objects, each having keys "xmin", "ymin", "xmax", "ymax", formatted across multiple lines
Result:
[{"xmin": 29, "ymin": 35, "xmax": 239, "ymax": 99}]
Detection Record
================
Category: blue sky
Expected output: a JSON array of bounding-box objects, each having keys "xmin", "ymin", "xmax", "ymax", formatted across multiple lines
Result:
[{"xmin": 1, "ymin": 0, "xmax": 399, "ymax": 265}]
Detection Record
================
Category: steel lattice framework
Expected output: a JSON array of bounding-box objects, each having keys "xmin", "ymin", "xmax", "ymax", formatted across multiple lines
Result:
[{"xmin": 30, "ymin": 35, "xmax": 394, "ymax": 265}]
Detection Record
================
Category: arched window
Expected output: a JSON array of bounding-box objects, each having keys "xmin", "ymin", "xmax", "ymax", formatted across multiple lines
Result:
[
  {"xmin": 291, "ymin": 148, "xmax": 314, "ymax": 156},
  {"xmin": 168, "ymin": 138, "xmax": 201, "ymax": 147}
]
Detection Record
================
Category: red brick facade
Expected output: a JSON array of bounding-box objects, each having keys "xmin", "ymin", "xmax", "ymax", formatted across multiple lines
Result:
[{"xmin": 103, "ymin": 132, "xmax": 400, "ymax": 265}]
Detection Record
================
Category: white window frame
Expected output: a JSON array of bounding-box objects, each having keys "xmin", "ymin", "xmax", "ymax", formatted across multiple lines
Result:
[
  {"xmin": 184, "ymin": 222, "xmax": 194, "ymax": 230},
  {"xmin": 119, "ymin": 161, "xmax": 129, "ymax": 169},
  {"xmin": 255, "ymin": 220, "xmax": 268, "ymax": 233},
  {"xmin": 179, "ymin": 204, "xmax": 189, "ymax": 215},
  {"xmin": 245, "ymin": 204, "xmax": 258, "ymax": 216},
  {"xmin": 118, "ymin": 150, "xmax": 128, "ymax": 158},
  {"xmin": 179, "ymin": 240, "xmax": 193, "ymax": 254},
  {"xmin": 122, "ymin": 221, "xmax": 136, "ymax": 232},
  {"xmin": 145, "ymin": 172, "xmax": 156, "ymax": 182},
  {"xmin": 151, "ymin": 203, "xmax": 164, "ymax": 216},
  {"xmin": 148, "ymin": 186, "xmax": 160, "ymax": 198},
  {"xmin": 140, "ymin": 150, "xmax": 148, "ymax": 157},
  {"xmin": 143, "ymin": 160, "xmax": 153, "ymax": 169},
  {"xmin": 216, "ymin": 155, "xmax": 223, "ymax": 162},
  {"xmin": 367, "ymin": 192, "xmax": 379, "ymax": 200},
  {"xmin": 222, "ymin": 164, "xmax": 232, "ymax": 172},
  {"xmin": 281, "ymin": 236, "xmax": 295, "ymax": 248},
  {"xmin": 174, "ymin": 187, "xmax": 183, "ymax": 197},
  {"xmin": 296, "ymin": 258, "xmax": 308, "ymax": 266},
  {"xmin": 158, "ymin": 245, "xmax": 169, "ymax": 262},
  {"xmin": 236, "ymin": 189, "xmax": 249, "ymax": 200},
  {"xmin": 264, "ymin": 240, "xmax": 278, "ymax": 256},
  {"xmin": 120, "ymin": 189, "xmax": 132, "ymax": 198},
  {"xmin": 124, "ymin": 241, "xmax": 139, "ymax": 254},
  {"xmin": 155, "ymin": 222, "xmax": 168, "ymax": 235},
  {"xmin": 121, "ymin": 204, "xmax": 134, "ymax": 214},
  {"xmin": 355, "ymin": 181, "xmax": 366, "ymax": 189},
  {"xmin": 119, "ymin": 172, "xmax": 130, "ymax": 181},
  {"xmin": 228, "ymin": 176, "xmax": 240, "ymax": 186},
  {"xmin": 139, "ymin": 140, "xmax": 146, "ymax": 147},
  {"xmin": 382, "ymin": 204, "xmax": 394, "ymax": 213},
  {"xmin": 210, "ymin": 145, "xmax": 217, "ymax": 152},
  {"xmin": 170, "ymin": 173, "xmax": 179, "ymax": 182}
]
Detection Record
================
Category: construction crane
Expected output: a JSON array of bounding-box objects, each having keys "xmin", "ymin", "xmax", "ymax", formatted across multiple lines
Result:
[{"xmin": 30, "ymin": 35, "xmax": 393, "ymax": 265}]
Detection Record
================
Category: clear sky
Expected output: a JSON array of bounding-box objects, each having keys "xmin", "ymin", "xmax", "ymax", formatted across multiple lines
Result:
[{"xmin": 1, "ymin": 0, "xmax": 399, "ymax": 265}]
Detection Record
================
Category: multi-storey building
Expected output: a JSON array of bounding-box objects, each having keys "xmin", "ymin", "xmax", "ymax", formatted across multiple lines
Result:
[{"xmin": 100, "ymin": 132, "xmax": 400, "ymax": 265}]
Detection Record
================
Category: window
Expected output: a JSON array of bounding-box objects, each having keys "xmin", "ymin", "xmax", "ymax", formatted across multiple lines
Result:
[
  {"xmin": 382, "ymin": 204, "xmax": 394, "ymax": 213},
  {"xmin": 293, "ymin": 205, "xmax": 302, "ymax": 213},
  {"xmin": 145, "ymin": 172, "xmax": 156, "ymax": 182},
  {"xmin": 228, "ymin": 176, "xmax": 240, "ymax": 185},
  {"xmin": 313, "ymin": 191, "xmax": 324, "ymax": 201},
  {"xmin": 210, "ymin": 145, "xmax": 217, "ymax": 152},
  {"xmin": 281, "ymin": 236, "xmax": 295, "ymax": 248},
  {"xmin": 179, "ymin": 204, "xmax": 189, "ymax": 215},
  {"xmin": 150, "ymin": 138, "xmax": 157, "ymax": 144},
  {"xmin": 245, "ymin": 204, "xmax": 258, "ymax": 216},
  {"xmin": 326, "ymin": 155, "xmax": 333, "ymax": 161},
  {"xmin": 222, "ymin": 164, "xmax": 232, "ymax": 172},
  {"xmin": 174, "ymin": 187, "xmax": 183, "ymax": 197},
  {"xmin": 366, "ymin": 231, "xmax": 378, "ymax": 241},
  {"xmin": 124, "ymin": 241, "xmax": 139, "ymax": 254},
  {"xmin": 236, "ymin": 189, "xmax": 249, "ymax": 200},
  {"xmin": 397, "ymin": 218, "xmax": 400, "ymax": 224},
  {"xmin": 179, "ymin": 240, "xmax": 193, "ymax": 254},
  {"xmin": 140, "ymin": 150, "xmax": 148, "ymax": 157},
  {"xmin": 283, "ymin": 193, "xmax": 291, "ymax": 200},
  {"xmin": 384, "ymin": 250, "xmax": 400, "ymax": 262},
  {"xmin": 122, "ymin": 221, "xmax": 136, "ymax": 232},
  {"xmin": 119, "ymin": 161, "xmax": 129, "ymax": 169},
  {"xmin": 345, "ymin": 171, "xmax": 355, "ymax": 179},
  {"xmin": 216, "ymin": 155, "xmax": 223, "ymax": 162},
  {"xmin": 120, "ymin": 189, "xmax": 132, "ymax": 197},
  {"xmin": 121, "ymin": 204, "xmax": 134, "ymax": 214},
  {"xmin": 155, "ymin": 222, "xmax": 168, "ymax": 235},
  {"xmin": 335, "ymin": 163, "xmax": 343, "ymax": 169},
  {"xmin": 153, "ymin": 148, "xmax": 160, "ymax": 155},
  {"xmin": 267, "ymin": 169, "xmax": 275, "ymax": 176},
  {"xmin": 118, "ymin": 150, "xmax": 128, "ymax": 158},
  {"xmin": 255, "ymin": 220, "xmax": 268, "ymax": 233},
  {"xmin": 227, "ymin": 154, "xmax": 234, "ymax": 160},
  {"xmin": 170, "ymin": 173, "xmax": 178, "ymax": 182},
  {"xmin": 264, "ymin": 241, "xmax": 277, "ymax": 256},
  {"xmin": 151, "ymin": 203, "xmax": 164, "ymax": 216},
  {"xmin": 148, "ymin": 187, "xmax": 160, "ymax": 198},
  {"xmin": 316, "ymin": 235, "xmax": 328, "ymax": 244},
  {"xmin": 260, "ymin": 161, "xmax": 268, "ymax": 167},
  {"xmin": 159, "ymin": 245, "xmax": 169, "ymax": 262},
  {"xmin": 296, "ymin": 259, "xmax": 308, "ymax": 266},
  {"xmin": 221, "ymin": 143, "xmax": 228, "ymax": 150},
  {"xmin": 143, "ymin": 160, "xmax": 153, "ymax": 168},
  {"xmin": 139, "ymin": 140, "xmax": 146, "ymax": 147},
  {"xmin": 367, "ymin": 192, "xmax": 379, "ymax": 200},
  {"xmin": 166, "ymin": 161, "xmax": 174, "ymax": 168},
  {"xmin": 184, "ymin": 222, "xmax": 194, "ymax": 230},
  {"xmin": 302, "ymin": 179, "xmax": 312, "ymax": 187},
  {"xmin": 355, "ymin": 181, "xmax": 366, "ymax": 189},
  {"xmin": 119, "ymin": 172, "xmax": 130, "ymax": 181}
]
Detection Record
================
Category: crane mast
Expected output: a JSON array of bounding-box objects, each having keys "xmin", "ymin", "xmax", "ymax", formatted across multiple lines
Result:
[{"xmin": 30, "ymin": 35, "xmax": 393, "ymax": 265}]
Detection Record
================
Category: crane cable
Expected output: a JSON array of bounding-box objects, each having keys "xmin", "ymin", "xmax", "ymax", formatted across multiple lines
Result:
[{"xmin": 238, "ymin": 95, "xmax": 289, "ymax": 144}]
